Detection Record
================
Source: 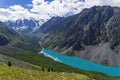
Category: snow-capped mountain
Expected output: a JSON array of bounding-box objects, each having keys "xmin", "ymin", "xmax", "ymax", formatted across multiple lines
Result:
[{"xmin": 4, "ymin": 19, "xmax": 47, "ymax": 34}]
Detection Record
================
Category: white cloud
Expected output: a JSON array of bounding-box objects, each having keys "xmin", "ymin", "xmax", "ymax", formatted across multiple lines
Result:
[
  {"xmin": 0, "ymin": 5, "xmax": 31, "ymax": 21},
  {"xmin": 31, "ymin": 0, "xmax": 85, "ymax": 17},
  {"xmin": 0, "ymin": 0, "xmax": 120, "ymax": 22}
]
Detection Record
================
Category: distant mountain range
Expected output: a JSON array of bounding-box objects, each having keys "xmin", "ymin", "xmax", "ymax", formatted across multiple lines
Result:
[
  {"xmin": 0, "ymin": 21, "xmax": 39, "ymax": 54},
  {"xmin": 4, "ymin": 19, "xmax": 47, "ymax": 34},
  {"xmin": 34, "ymin": 6, "xmax": 120, "ymax": 67},
  {"xmin": 0, "ymin": 21, "xmax": 23, "ymax": 45}
]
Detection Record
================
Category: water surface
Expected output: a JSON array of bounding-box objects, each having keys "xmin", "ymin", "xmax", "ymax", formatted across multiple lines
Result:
[{"xmin": 40, "ymin": 49, "xmax": 120, "ymax": 76}]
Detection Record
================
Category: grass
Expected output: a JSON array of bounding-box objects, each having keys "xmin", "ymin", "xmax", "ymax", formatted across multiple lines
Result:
[
  {"xmin": 0, "ymin": 62, "xmax": 92, "ymax": 80},
  {"xmin": 2, "ymin": 53, "xmax": 120, "ymax": 80}
]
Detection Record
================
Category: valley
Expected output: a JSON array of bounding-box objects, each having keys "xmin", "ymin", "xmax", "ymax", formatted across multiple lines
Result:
[{"xmin": 0, "ymin": 4, "xmax": 120, "ymax": 80}]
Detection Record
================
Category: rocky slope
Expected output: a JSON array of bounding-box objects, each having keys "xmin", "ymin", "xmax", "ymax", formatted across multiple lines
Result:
[{"xmin": 34, "ymin": 6, "xmax": 120, "ymax": 66}]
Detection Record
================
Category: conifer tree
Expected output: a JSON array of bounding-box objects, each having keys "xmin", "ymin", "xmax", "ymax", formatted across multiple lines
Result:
[{"xmin": 7, "ymin": 61, "xmax": 12, "ymax": 67}]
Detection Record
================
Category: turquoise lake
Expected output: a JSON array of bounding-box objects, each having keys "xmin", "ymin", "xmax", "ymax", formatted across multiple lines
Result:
[{"xmin": 40, "ymin": 49, "xmax": 120, "ymax": 76}]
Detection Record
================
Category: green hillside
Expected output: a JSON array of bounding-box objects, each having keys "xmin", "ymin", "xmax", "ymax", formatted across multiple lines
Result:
[
  {"xmin": 0, "ymin": 62, "xmax": 92, "ymax": 80},
  {"xmin": 3, "ymin": 53, "xmax": 120, "ymax": 80}
]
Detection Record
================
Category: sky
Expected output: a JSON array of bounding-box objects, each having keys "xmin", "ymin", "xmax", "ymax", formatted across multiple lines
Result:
[
  {"xmin": 0, "ymin": 0, "xmax": 120, "ymax": 22},
  {"xmin": 0, "ymin": 0, "xmax": 32, "ymax": 8}
]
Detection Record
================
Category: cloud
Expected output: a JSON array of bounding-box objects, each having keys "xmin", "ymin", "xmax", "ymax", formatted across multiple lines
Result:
[
  {"xmin": 85, "ymin": 0, "xmax": 120, "ymax": 7},
  {"xmin": 31, "ymin": 0, "xmax": 85, "ymax": 17},
  {"xmin": 0, "ymin": 0, "xmax": 120, "ymax": 22},
  {"xmin": 0, "ymin": 5, "xmax": 31, "ymax": 21}
]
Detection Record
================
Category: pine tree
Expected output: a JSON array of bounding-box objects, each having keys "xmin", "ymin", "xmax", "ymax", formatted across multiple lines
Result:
[
  {"xmin": 48, "ymin": 67, "xmax": 51, "ymax": 72},
  {"xmin": 51, "ymin": 67, "xmax": 54, "ymax": 72},
  {"xmin": 42, "ymin": 67, "xmax": 45, "ymax": 72},
  {"xmin": 7, "ymin": 61, "xmax": 12, "ymax": 67}
]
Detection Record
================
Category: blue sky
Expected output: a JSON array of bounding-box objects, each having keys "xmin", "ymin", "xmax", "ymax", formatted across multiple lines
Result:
[
  {"xmin": 0, "ymin": 0, "xmax": 53, "ymax": 8},
  {"xmin": 0, "ymin": 0, "xmax": 32, "ymax": 8},
  {"xmin": 0, "ymin": 0, "xmax": 84, "ymax": 8}
]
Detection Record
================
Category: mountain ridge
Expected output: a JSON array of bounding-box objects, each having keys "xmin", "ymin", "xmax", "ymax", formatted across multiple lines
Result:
[
  {"xmin": 34, "ymin": 6, "xmax": 120, "ymax": 66},
  {"xmin": 4, "ymin": 19, "xmax": 47, "ymax": 34}
]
